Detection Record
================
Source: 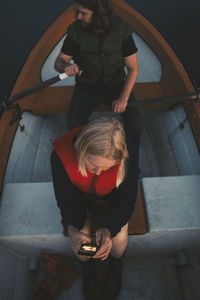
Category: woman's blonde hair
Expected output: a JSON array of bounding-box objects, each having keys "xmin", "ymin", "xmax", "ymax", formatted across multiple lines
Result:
[{"xmin": 74, "ymin": 116, "xmax": 128, "ymax": 187}]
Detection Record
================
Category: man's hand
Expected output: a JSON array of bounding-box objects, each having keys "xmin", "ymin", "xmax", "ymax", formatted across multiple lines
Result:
[
  {"xmin": 112, "ymin": 98, "xmax": 128, "ymax": 113},
  {"xmin": 64, "ymin": 63, "xmax": 82, "ymax": 77},
  {"xmin": 68, "ymin": 225, "xmax": 91, "ymax": 254},
  {"xmin": 54, "ymin": 52, "xmax": 82, "ymax": 77},
  {"xmin": 93, "ymin": 228, "xmax": 112, "ymax": 260},
  {"xmin": 112, "ymin": 53, "xmax": 139, "ymax": 114}
]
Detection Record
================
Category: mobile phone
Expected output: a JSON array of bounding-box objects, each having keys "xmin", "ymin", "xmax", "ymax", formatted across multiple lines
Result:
[{"xmin": 78, "ymin": 242, "xmax": 98, "ymax": 256}]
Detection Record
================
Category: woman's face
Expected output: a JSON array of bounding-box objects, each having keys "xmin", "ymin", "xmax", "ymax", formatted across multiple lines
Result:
[{"xmin": 85, "ymin": 153, "xmax": 117, "ymax": 176}]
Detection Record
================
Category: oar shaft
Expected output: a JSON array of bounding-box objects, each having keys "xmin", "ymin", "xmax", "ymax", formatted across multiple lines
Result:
[
  {"xmin": 128, "ymin": 93, "xmax": 198, "ymax": 107},
  {"xmin": 8, "ymin": 73, "xmax": 68, "ymax": 104}
]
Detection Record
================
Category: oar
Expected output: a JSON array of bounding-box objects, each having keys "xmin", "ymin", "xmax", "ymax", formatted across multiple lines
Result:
[
  {"xmin": 128, "ymin": 92, "xmax": 200, "ymax": 107},
  {"xmin": 1, "ymin": 73, "xmax": 68, "ymax": 111},
  {"xmin": 1, "ymin": 71, "xmax": 200, "ymax": 118}
]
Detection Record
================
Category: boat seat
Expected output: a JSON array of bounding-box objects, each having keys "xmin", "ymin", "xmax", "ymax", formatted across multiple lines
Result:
[
  {"xmin": 141, "ymin": 175, "xmax": 200, "ymax": 231},
  {"xmin": 1, "ymin": 178, "xmax": 200, "ymax": 256},
  {"xmin": 0, "ymin": 181, "xmax": 146, "ymax": 239}
]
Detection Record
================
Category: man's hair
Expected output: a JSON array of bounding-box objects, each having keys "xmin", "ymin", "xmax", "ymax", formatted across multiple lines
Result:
[
  {"xmin": 74, "ymin": 0, "xmax": 113, "ymax": 34},
  {"xmin": 74, "ymin": 115, "xmax": 129, "ymax": 187}
]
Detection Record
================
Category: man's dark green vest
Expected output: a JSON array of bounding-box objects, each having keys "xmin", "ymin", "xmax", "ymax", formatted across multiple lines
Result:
[{"xmin": 67, "ymin": 16, "xmax": 134, "ymax": 86}]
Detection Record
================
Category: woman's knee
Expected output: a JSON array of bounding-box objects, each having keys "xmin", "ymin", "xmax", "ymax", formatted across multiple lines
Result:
[
  {"xmin": 111, "ymin": 223, "xmax": 128, "ymax": 258},
  {"xmin": 113, "ymin": 224, "xmax": 128, "ymax": 243}
]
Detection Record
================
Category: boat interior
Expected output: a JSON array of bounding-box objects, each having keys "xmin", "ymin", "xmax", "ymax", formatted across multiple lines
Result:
[
  {"xmin": 3, "ymin": 29, "xmax": 200, "ymax": 183},
  {"xmin": 1, "ymin": 104, "xmax": 200, "ymax": 300},
  {"xmin": 3, "ymin": 104, "xmax": 200, "ymax": 185}
]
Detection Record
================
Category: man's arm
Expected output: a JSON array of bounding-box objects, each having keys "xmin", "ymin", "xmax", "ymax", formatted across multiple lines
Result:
[
  {"xmin": 54, "ymin": 52, "xmax": 81, "ymax": 76},
  {"xmin": 112, "ymin": 53, "xmax": 139, "ymax": 113}
]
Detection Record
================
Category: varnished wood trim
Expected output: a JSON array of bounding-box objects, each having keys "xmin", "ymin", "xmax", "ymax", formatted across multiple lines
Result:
[
  {"xmin": 128, "ymin": 181, "xmax": 147, "ymax": 235},
  {"xmin": 184, "ymin": 101, "xmax": 200, "ymax": 152}
]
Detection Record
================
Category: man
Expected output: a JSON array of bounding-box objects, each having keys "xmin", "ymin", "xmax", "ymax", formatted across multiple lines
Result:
[{"xmin": 54, "ymin": 0, "xmax": 141, "ymax": 142}]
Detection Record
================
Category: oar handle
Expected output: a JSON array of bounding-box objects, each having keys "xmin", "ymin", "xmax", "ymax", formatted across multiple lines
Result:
[{"xmin": 7, "ymin": 73, "xmax": 68, "ymax": 104}]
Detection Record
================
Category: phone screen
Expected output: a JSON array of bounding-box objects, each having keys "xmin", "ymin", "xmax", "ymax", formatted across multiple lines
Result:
[{"xmin": 78, "ymin": 242, "xmax": 98, "ymax": 256}]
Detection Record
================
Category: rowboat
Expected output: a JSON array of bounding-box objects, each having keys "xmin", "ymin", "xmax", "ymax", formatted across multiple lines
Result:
[{"xmin": 0, "ymin": 0, "xmax": 200, "ymax": 299}]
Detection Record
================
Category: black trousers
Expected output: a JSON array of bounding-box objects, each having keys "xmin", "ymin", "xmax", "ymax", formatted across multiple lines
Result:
[{"xmin": 67, "ymin": 81, "xmax": 141, "ymax": 143}]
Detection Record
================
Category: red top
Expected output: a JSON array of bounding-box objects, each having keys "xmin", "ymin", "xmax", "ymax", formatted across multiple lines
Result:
[{"xmin": 53, "ymin": 127, "xmax": 119, "ymax": 196}]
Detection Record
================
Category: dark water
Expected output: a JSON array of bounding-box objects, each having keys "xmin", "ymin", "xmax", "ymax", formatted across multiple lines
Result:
[{"xmin": 0, "ymin": 0, "xmax": 200, "ymax": 102}]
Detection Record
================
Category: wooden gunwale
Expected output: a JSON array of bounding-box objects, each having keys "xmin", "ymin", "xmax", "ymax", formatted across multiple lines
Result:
[{"xmin": 0, "ymin": 0, "xmax": 199, "ymax": 195}]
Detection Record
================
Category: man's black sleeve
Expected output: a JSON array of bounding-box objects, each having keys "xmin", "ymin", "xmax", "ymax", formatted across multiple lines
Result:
[
  {"xmin": 122, "ymin": 35, "xmax": 138, "ymax": 57},
  {"xmin": 51, "ymin": 150, "xmax": 86, "ymax": 230},
  {"xmin": 61, "ymin": 35, "xmax": 79, "ymax": 57},
  {"xmin": 99, "ymin": 139, "xmax": 139, "ymax": 237}
]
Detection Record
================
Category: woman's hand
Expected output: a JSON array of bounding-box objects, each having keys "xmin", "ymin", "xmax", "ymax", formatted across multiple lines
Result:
[
  {"xmin": 93, "ymin": 228, "xmax": 112, "ymax": 261},
  {"xmin": 67, "ymin": 225, "xmax": 91, "ymax": 254}
]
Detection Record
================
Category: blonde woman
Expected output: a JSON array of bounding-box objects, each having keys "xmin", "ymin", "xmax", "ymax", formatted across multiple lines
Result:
[{"xmin": 51, "ymin": 116, "xmax": 139, "ymax": 300}]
